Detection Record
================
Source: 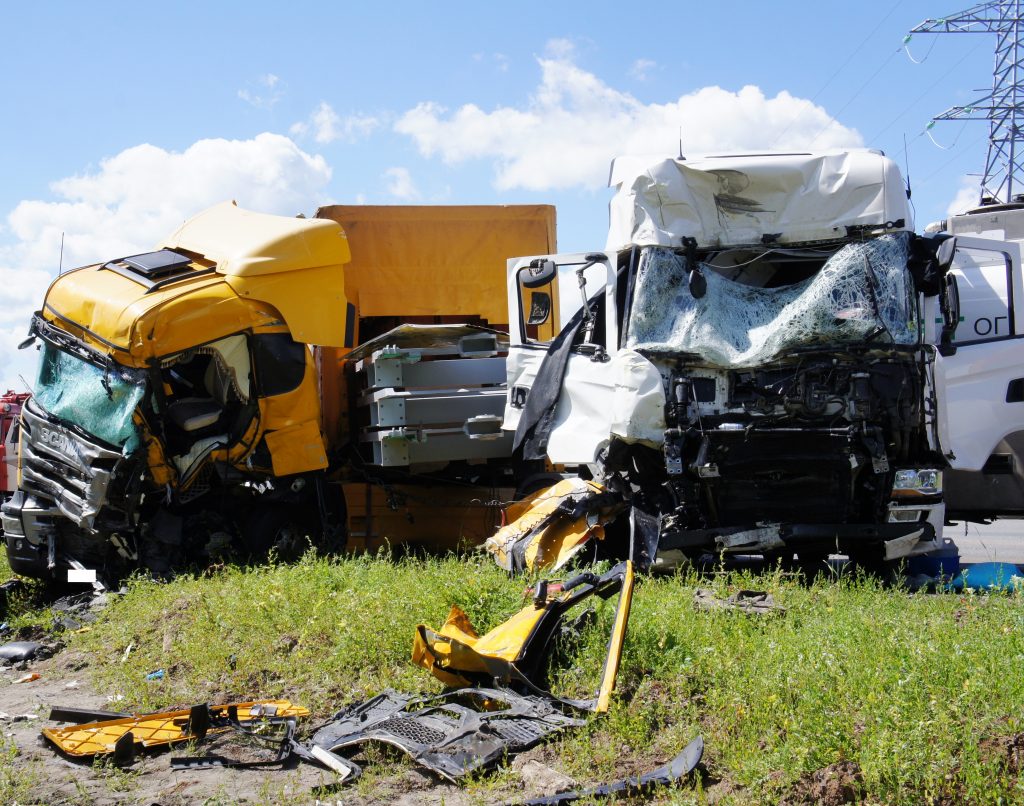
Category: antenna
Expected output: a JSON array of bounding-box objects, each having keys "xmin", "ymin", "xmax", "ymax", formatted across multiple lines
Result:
[
  {"xmin": 678, "ymin": 126, "xmax": 685, "ymax": 161},
  {"xmin": 58, "ymin": 232, "xmax": 64, "ymax": 275},
  {"xmin": 903, "ymin": 132, "xmax": 913, "ymax": 199},
  {"xmin": 909, "ymin": 1, "xmax": 1024, "ymax": 204}
]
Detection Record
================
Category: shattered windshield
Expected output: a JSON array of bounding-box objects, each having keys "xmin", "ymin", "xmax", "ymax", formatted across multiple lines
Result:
[
  {"xmin": 33, "ymin": 341, "xmax": 146, "ymax": 450},
  {"xmin": 626, "ymin": 233, "xmax": 916, "ymax": 367}
]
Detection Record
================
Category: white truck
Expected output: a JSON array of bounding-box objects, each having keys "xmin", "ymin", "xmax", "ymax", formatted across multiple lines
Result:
[{"xmin": 497, "ymin": 149, "xmax": 1010, "ymax": 569}]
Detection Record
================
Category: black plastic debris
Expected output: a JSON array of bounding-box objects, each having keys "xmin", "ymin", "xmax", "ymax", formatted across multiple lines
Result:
[
  {"xmin": 312, "ymin": 687, "xmax": 585, "ymax": 782},
  {"xmin": 0, "ymin": 641, "xmax": 42, "ymax": 662},
  {"xmin": 693, "ymin": 588, "xmax": 785, "ymax": 615},
  {"xmin": 49, "ymin": 592, "xmax": 103, "ymax": 632}
]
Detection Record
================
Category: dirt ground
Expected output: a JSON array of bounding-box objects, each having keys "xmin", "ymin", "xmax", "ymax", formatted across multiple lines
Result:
[
  {"xmin": 0, "ymin": 643, "xmax": 586, "ymax": 805},
  {"xmin": 0, "ymin": 646, "xmax": 348, "ymax": 805}
]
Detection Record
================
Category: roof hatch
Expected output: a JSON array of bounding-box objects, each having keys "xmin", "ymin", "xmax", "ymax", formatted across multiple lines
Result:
[{"xmin": 101, "ymin": 249, "xmax": 210, "ymax": 291}]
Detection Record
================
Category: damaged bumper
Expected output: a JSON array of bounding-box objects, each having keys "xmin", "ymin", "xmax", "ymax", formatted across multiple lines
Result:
[
  {"xmin": 2, "ymin": 399, "xmax": 139, "ymax": 579},
  {"xmin": 312, "ymin": 688, "xmax": 585, "ymax": 783},
  {"xmin": 1, "ymin": 491, "xmax": 57, "ymax": 577}
]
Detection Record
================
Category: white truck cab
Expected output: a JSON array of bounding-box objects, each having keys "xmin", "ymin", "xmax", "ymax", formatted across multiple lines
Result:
[
  {"xmin": 502, "ymin": 150, "xmax": 974, "ymax": 565},
  {"xmin": 927, "ymin": 205, "xmax": 1024, "ymax": 520}
]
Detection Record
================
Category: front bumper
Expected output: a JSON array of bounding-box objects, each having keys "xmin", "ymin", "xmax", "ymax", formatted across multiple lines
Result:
[
  {"xmin": 1, "ymin": 491, "xmax": 56, "ymax": 577},
  {"xmin": 659, "ymin": 520, "xmax": 937, "ymax": 557}
]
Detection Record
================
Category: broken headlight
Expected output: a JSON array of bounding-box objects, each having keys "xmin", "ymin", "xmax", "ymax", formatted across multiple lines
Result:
[{"xmin": 891, "ymin": 468, "xmax": 943, "ymax": 498}]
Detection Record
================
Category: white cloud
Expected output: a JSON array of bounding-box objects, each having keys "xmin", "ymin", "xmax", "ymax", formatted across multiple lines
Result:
[
  {"xmin": 0, "ymin": 133, "xmax": 332, "ymax": 390},
  {"xmin": 238, "ymin": 73, "xmax": 283, "ymax": 109},
  {"xmin": 290, "ymin": 102, "xmax": 380, "ymax": 144},
  {"xmin": 395, "ymin": 45, "xmax": 863, "ymax": 192},
  {"xmin": 630, "ymin": 58, "xmax": 656, "ymax": 81},
  {"xmin": 947, "ymin": 175, "xmax": 981, "ymax": 216},
  {"xmin": 383, "ymin": 167, "xmax": 420, "ymax": 201},
  {"xmin": 545, "ymin": 38, "xmax": 576, "ymax": 60}
]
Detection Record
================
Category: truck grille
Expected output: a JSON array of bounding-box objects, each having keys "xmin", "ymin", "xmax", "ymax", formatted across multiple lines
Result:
[{"xmin": 19, "ymin": 400, "xmax": 126, "ymax": 530}]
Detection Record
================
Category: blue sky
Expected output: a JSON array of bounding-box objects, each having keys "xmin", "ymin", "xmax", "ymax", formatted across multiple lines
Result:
[{"xmin": 0, "ymin": 1, "xmax": 1000, "ymax": 387}]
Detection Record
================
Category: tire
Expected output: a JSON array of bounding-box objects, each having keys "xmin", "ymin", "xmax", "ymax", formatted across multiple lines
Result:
[{"xmin": 241, "ymin": 506, "xmax": 315, "ymax": 563}]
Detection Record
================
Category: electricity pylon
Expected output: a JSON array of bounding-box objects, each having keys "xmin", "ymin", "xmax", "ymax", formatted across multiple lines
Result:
[{"xmin": 911, "ymin": 1, "xmax": 1024, "ymax": 204}]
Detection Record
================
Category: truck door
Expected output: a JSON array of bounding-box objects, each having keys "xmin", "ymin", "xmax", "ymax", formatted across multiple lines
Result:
[
  {"xmin": 504, "ymin": 252, "xmax": 620, "ymax": 465},
  {"xmin": 930, "ymin": 235, "xmax": 1024, "ymax": 518}
]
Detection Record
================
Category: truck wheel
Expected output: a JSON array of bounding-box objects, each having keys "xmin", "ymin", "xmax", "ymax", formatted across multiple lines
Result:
[
  {"xmin": 513, "ymin": 473, "xmax": 565, "ymax": 501},
  {"xmin": 242, "ymin": 507, "xmax": 314, "ymax": 563},
  {"xmin": 847, "ymin": 548, "xmax": 898, "ymax": 580}
]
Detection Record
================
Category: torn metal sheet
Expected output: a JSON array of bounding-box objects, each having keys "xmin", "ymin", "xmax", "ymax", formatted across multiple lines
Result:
[
  {"xmin": 485, "ymin": 478, "xmax": 624, "ymax": 574},
  {"xmin": 606, "ymin": 150, "xmax": 911, "ymax": 250},
  {"xmin": 519, "ymin": 736, "xmax": 704, "ymax": 805},
  {"xmin": 42, "ymin": 700, "xmax": 309, "ymax": 759},
  {"xmin": 311, "ymin": 687, "xmax": 585, "ymax": 783},
  {"xmin": 413, "ymin": 561, "xmax": 634, "ymax": 713}
]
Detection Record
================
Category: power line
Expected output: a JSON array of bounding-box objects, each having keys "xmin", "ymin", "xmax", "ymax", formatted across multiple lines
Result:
[
  {"xmin": 910, "ymin": 1, "xmax": 1024, "ymax": 203},
  {"xmin": 869, "ymin": 38, "xmax": 986, "ymax": 143},
  {"xmin": 770, "ymin": 1, "xmax": 906, "ymax": 148},
  {"xmin": 807, "ymin": 48, "xmax": 902, "ymax": 147}
]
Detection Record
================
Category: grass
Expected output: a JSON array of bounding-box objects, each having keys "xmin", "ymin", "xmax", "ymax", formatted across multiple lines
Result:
[{"xmin": 4, "ymin": 551, "xmax": 1024, "ymax": 803}]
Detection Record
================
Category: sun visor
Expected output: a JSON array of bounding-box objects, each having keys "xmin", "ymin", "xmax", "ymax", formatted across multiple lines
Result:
[
  {"xmin": 607, "ymin": 150, "xmax": 912, "ymax": 250},
  {"xmin": 160, "ymin": 202, "xmax": 351, "ymax": 346}
]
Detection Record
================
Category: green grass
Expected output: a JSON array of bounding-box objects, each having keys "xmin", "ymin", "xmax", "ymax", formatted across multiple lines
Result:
[{"xmin": 6, "ymin": 553, "xmax": 1024, "ymax": 803}]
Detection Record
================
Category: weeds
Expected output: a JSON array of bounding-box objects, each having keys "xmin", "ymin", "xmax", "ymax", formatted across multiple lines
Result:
[{"xmin": 0, "ymin": 553, "xmax": 1022, "ymax": 803}]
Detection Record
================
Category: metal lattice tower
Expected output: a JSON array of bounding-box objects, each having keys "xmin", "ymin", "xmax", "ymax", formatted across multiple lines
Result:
[{"xmin": 911, "ymin": 1, "xmax": 1024, "ymax": 204}]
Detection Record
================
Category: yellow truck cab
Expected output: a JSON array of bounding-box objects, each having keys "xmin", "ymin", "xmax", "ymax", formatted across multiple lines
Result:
[
  {"xmin": 3, "ymin": 201, "xmax": 557, "ymax": 583},
  {"xmin": 3, "ymin": 202, "xmax": 351, "ymax": 579}
]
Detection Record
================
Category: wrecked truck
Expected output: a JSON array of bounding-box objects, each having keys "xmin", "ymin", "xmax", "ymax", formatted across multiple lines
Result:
[
  {"xmin": 2, "ymin": 202, "xmax": 555, "ymax": 582},
  {"xmin": 501, "ymin": 150, "xmax": 960, "ymax": 568},
  {"xmin": 1, "ymin": 391, "xmax": 29, "ymax": 503}
]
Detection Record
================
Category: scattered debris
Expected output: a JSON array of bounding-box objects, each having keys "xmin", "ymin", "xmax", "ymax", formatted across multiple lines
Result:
[
  {"xmin": 170, "ymin": 714, "xmax": 357, "ymax": 779},
  {"xmin": 42, "ymin": 700, "xmax": 308, "ymax": 760},
  {"xmin": 518, "ymin": 737, "xmax": 704, "ymax": 805},
  {"xmin": 693, "ymin": 589, "xmax": 786, "ymax": 616},
  {"xmin": 50, "ymin": 592, "xmax": 105, "ymax": 632},
  {"xmin": 0, "ymin": 641, "xmax": 43, "ymax": 662},
  {"xmin": 14, "ymin": 672, "xmax": 40, "ymax": 684},
  {"xmin": 0, "ymin": 712, "xmax": 39, "ymax": 722},
  {"xmin": 485, "ymin": 479, "xmax": 625, "ymax": 573},
  {"xmin": 413, "ymin": 561, "xmax": 634, "ymax": 712},
  {"xmin": 312, "ymin": 687, "xmax": 585, "ymax": 782},
  {"xmin": 48, "ymin": 705, "xmax": 131, "ymax": 724},
  {"xmin": 145, "ymin": 669, "xmax": 165, "ymax": 681}
]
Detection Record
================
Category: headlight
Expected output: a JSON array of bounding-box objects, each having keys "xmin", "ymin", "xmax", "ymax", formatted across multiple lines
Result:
[{"xmin": 892, "ymin": 468, "xmax": 943, "ymax": 498}]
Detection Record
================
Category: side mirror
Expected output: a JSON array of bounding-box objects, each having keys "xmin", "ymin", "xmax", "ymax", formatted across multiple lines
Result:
[
  {"xmin": 521, "ymin": 259, "xmax": 557, "ymax": 289},
  {"xmin": 935, "ymin": 237, "xmax": 957, "ymax": 273}
]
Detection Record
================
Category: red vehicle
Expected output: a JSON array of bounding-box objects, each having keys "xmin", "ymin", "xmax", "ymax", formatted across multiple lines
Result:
[{"xmin": 1, "ymin": 392, "xmax": 29, "ymax": 499}]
